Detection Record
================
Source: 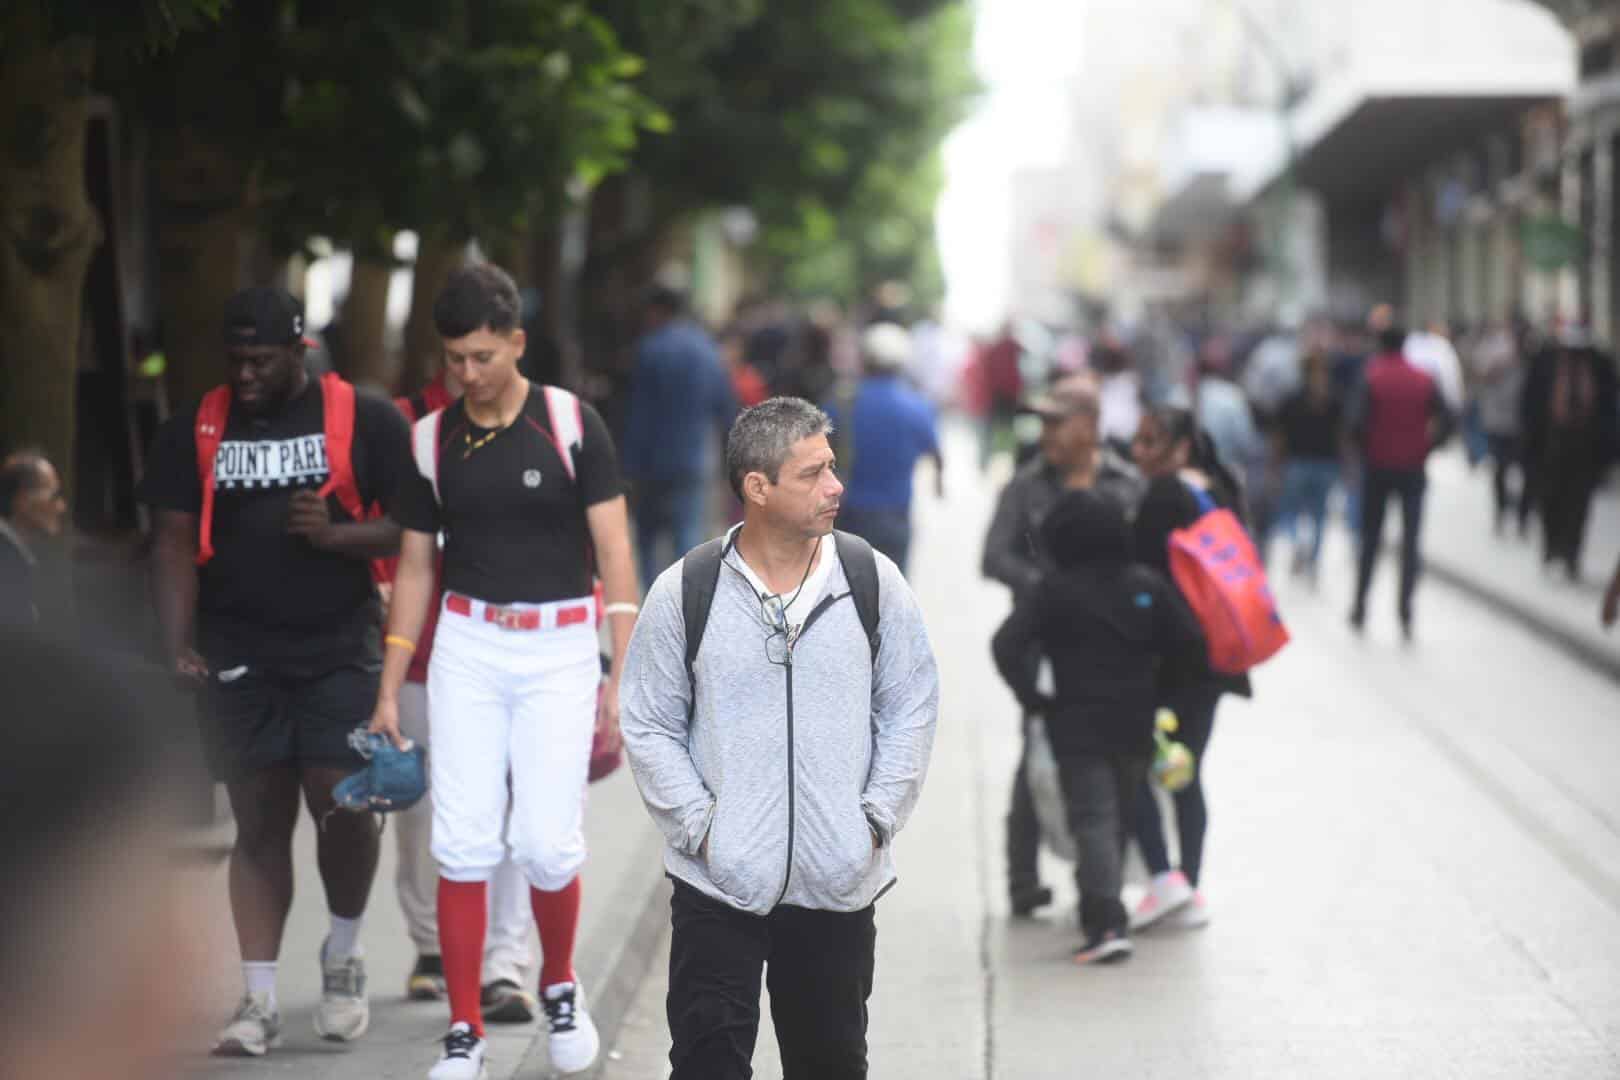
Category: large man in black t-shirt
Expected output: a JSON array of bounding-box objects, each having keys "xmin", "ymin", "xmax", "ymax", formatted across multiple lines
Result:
[
  {"xmin": 370, "ymin": 263, "xmax": 639, "ymax": 1080},
  {"xmin": 140, "ymin": 287, "xmax": 413, "ymax": 1058}
]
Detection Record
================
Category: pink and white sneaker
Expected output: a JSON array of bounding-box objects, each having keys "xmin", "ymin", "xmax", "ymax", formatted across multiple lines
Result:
[
  {"xmin": 1169, "ymin": 890, "xmax": 1210, "ymax": 930},
  {"xmin": 1130, "ymin": 870, "xmax": 1194, "ymax": 931}
]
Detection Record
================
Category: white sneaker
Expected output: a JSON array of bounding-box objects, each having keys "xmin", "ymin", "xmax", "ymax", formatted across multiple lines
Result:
[
  {"xmin": 213, "ymin": 992, "xmax": 282, "ymax": 1057},
  {"xmin": 428, "ymin": 1022, "xmax": 487, "ymax": 1080},
  {"xmin": 1169, "ymin": 889, "xmax": 1211, "ymax": 929},
  {"xmin": 314, "ymin": 936, "xmax": 370, "ymax": 1042},
  {"xmin": 542, "ymin": 981, "xmax": 600, "ymax": 1074},
  {"xmin": 1130, "ymin": 870, "xmax": 1194, "ymax": 931}
]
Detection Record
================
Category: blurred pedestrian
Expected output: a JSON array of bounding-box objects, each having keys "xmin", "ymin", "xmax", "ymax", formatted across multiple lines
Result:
[
  {"xmin": 1128, "ymin": 405, "xmax": 1252, "ymax": 931},
  {"xmin": 621, "ymin": 398, "xmax": 939, "ymax": 1080},
  {"xmin": 0, "ymin": 449, "xmax": 66, "ymax": 625},
  {"xmin": 139, "ymin": 286, "xmax": 414, "ymax": 1056},
  {"xmin": 992, "ymin": 489, "xmax": 1205, "ymax": 964},
  {"xmin": 0, "ymin": 629, "xmax": 210, "ymax": 1080},
  {"xmin": 721, "ymin": 328, "xmax": 770, "ymax": 408},
  {"xmin": 379, "ymin": 365, "xmax": 541, "ymax": 1023},
  {"xmin": 1472, "ymin": 320, "xmax": 1527, "ymax": 534},
  {"xmin": 1093, "ymin": 330, "xmax": 1143, "ymax": 456},
  {"xmin": 1347, "ymin": 323, "xmax": 1454, "ymax": 637},
  {"xmin": 1194, "ymin": 345, "xmax": 1266, "ymax": 532},
  {"xmin": 1273, "ymin": 352, "xmax": 1345, "ymax": 580},
  {"xmin": 1405, "ymin": 320, "xmax": 1466, "ymax": 417},
  {"xmin": 828, "ymin": 323, "xmax": 944, "ymax": 575},
  {"xmin": 623, "ymin": 285, "xmax": 737, "ymax": 586},
  {"xmin": 982, "ymin": 374, "xmax": 1141, "ymax": 917},
  {"xmin": 371, "ymin": 263, "xmax": 639, "ymax": 1079},
  {"xmin": 979, "ymin": 322, "xmax": 1024, "ymax": 469},
  {"xmin": 1520, "ymin": 332, "xmax": 1619, "ymax": 581}
]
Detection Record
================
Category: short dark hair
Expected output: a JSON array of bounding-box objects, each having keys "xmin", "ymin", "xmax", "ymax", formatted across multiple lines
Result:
[
  {"xmin": 0, "ymin": 451, "xmax": 49, "ymax": 518},
  {"xmin": 725, "ymin": 398, "xmax": 832, "ymax": 500},
  {"xmin": 644, "ymin": 284, "xmax": 685, "ymax": 317},
  {"xmin": 433, "ymin": 262, "xmax": 522, "ymax": 339},
  {"xmin": 1377, "ymin": 326, "xmax": 1407, "ymax": 354}
]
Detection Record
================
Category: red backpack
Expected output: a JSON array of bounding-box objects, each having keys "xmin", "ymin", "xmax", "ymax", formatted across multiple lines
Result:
[
  {"xmin": 193, "ymin": 372, "xmax": 369, "ymax": 566},
  {"xmin": 1168, "ymin": 485, "xmax": 1290, "ymax": 675}
]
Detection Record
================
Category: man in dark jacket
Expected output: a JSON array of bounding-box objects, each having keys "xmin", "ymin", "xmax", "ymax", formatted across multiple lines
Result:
[
  {"xmin": 1519, "ymin": 332, "xmax": 1618, "ymax": 581},
  {"xmin": 992, "ymin": 489, "xmax": 1204, "ymax": 962},
  {"xmin": 981, "ymin": 374, "xmax": 1141, "ymax": 916},
  {"xmin": 1348, "ymin": 324, "xmax": 1455, "ymax": 637},
  {"xmin": 0, "ymin": 451, "xmax": 67, "ymax": 626}
]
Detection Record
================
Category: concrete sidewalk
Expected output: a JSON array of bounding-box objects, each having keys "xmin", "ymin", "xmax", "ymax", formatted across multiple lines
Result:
[
  {"xmin": 1421, "ymin": 451, "xmax": 1620, "ymax": 679},
  {"xmin": 184, "ymin": 766, "xmax": 666, "ymax": 1080}
]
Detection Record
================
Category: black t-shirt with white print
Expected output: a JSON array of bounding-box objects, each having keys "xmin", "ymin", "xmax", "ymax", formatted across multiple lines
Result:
[
  {"xmin": 395, "ymin": 385, "xmax": 623, "ymax": 605},
  {"xmin": 138, "ymin": 378, "xmax": 412, "ymax": 671}
]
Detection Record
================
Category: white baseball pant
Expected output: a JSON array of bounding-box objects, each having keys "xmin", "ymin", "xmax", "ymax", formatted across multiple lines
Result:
[
  {"xmin": 394, "ymin": 680, "xmax": 534, "ymax": 986},
  {"xmin": 427, "ymin": 595, "xmax": 599, "ymax": 892}
]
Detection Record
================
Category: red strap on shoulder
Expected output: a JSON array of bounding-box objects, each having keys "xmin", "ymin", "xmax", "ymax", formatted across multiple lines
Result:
[
  {"xmin": 193, "ymin": 386, "xmax": 233, "ymax": 566},
  {"xmin": 317, "ymin": 373, "xmax": 366, "ymax": 522}
]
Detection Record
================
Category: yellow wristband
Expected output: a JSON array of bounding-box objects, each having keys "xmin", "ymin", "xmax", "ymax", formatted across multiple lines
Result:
[{"xmin": 385, "ymin": 635, "xmax": 417, "ymax": 654}]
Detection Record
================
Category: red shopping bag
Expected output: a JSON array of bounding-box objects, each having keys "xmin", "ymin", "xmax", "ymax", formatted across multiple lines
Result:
[{"xmin": 1169, "ymin": 488, "xmax": 1290, "ymax": 675}]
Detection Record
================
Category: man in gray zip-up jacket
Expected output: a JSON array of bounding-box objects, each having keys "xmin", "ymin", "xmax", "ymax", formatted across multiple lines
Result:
[{"xmin": 622, "ymin": 397, "xmax": 939, "ymax": 1080}]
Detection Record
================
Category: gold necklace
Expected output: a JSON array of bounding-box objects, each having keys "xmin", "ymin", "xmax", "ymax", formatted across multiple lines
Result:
[{"xmin": 462, "ymin": 401, "xmax": 518, "ymax": 460}]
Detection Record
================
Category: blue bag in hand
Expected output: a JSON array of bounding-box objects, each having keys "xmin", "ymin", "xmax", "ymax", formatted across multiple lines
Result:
[{"xmin": 333, "ymin": 729, "xmax": 428, "ymax": 813}]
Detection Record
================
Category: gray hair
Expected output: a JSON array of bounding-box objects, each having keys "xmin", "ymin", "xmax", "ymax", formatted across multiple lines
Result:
[{"xmin": 726, "ymin": 397, "xmax": 833, "ymax": 500}]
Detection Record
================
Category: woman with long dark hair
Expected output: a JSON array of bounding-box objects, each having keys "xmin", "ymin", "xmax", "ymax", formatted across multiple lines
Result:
[{"xmin": 1126, "ymin": 405, "xmax": 1252, "ymax": 931}]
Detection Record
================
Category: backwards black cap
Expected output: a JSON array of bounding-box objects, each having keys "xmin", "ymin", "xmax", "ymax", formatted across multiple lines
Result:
[{"xmin": 223, "ymin": 287, "xmax": 314, "ymax": 348}]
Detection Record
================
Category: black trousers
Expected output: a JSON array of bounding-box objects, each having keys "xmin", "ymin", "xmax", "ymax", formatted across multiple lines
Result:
[
  {"xmin": 1539, "ymin": 438, "xmax": 1600, "ymax": 575},
  {"xmin": 1057, "ymin": 752, "xmax": 1147, "ymax": 937},
  {"xmin": 668, "ymin": 878, "xmax": 876, "ymax": 1080},
  {"xmin": 1354, "ymin": 467, "xmax": 1427, "ymax": 621},
  {"xmin": 1007, "ymin": 739, "xmax": 1041, "ymax": 896}
]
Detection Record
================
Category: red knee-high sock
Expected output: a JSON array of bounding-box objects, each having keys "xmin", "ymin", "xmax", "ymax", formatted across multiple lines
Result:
[
  {"xmin": 438, "ymin": 878, "xmax": 488, "ymax": 1036},
  {"xmin": 532, "ymin": 877, "xmax": 581, "ymax": 990}
]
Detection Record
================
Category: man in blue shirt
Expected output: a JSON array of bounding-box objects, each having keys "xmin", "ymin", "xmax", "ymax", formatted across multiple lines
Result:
[
  {"xmin": 622, "ymin": 287, "xmax": 737, "ymax": 587},
  {"xmin": 828, "ymin": 323, "xmax": 943, "ymax": 575}
]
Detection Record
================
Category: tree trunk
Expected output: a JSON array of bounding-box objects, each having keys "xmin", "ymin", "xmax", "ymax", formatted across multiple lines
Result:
[
  {"xmin": 400, "ymin": 229, "xmax": 464, "ymax": 393},
  {"xmin": 342, "ymin": 254, "xmax": 392, "ymax": 389},
  {"xmin": 153, "ymin": 126, "xmax": 251, "ymax": 412},
  {"xmin": 0, "ymin": 26, "xmax": 101, "ymax": 492}
]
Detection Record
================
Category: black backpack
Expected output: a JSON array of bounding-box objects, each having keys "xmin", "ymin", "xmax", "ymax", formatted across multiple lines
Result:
[{"xmin": 680, "ymin": 531, "xmax": 882, "ymax": 701}]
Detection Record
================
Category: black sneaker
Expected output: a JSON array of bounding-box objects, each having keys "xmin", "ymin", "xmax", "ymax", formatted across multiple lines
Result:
[
  {"xmin": 408, "ymin": 954, "xmax": 446, "ymax": 1001},
  {"xmin": 480, "ymin": 979, "xmax": 537, "ymax": 1024},
  {"xmin": 1010, "ymin": 884, "xmax": 1054, "ymax": 918},
  {"xmin": 1073, "ymin": 929, "xmax": 1133, "ymax": 966}
]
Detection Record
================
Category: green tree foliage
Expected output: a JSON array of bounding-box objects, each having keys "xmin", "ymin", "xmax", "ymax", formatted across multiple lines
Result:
[
  {"xmin": 272, "ymin": 1, "xmax": 664, "ymax": 258},
  {"xmin": 0, "ymin": 1, "xmax": 228, "ymax": 483},
  {"xmin": 595, "ymin": 0, "xmax": 976, "ymax": 308}
]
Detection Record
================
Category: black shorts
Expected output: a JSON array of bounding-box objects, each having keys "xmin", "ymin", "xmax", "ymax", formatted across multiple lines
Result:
[{"xmin": 198, "ymin": 663, "xmax": 379, "ymax": 781}]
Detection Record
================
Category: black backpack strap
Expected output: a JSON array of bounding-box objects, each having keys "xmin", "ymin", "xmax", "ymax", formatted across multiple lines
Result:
[
  {"xmin": 680, "ymin": 538, "xmax": 728, "ymax": 710},
  {"xmin": 833, "ymin": 530, "xmax": 882, "ymax": 664}
]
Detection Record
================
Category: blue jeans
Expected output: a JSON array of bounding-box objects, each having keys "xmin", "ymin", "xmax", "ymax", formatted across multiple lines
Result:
[
  {"xmin": 635, "ymin": 475, "xmax": 707, "ymax": 589},
  {"xmin": 836, "ymin": 507, "xmax": 912, "ymax": 575},
  {"xmin": 1277, "ymin": 459, "xmax": 1339, "ymax": 568}
]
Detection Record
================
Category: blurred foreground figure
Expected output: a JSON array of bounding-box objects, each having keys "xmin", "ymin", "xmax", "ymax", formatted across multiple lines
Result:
[
  {"xmin": 0, "ymin": 630, "xmax": 207, "ymax": 1080},
  {"xmin": 0, "ymin": 450, "xmax": 67, "ymax": 626}
]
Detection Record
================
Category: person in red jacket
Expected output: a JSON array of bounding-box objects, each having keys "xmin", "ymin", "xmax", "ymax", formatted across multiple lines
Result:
[{"xmin": 1348, "ymin": 322, "xmax": 1455, "ymax": 638}]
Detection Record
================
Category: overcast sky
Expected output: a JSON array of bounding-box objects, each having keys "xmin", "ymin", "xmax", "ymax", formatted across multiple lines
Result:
[{"xmin": 938, "ymin": 0, "xmax": 1202, "ymax": 330}]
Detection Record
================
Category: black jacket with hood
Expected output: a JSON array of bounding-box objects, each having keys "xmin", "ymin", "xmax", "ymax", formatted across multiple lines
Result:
[{"xmin": 992, "ymin": 489, "xmax": 1205, "ymax": 758}]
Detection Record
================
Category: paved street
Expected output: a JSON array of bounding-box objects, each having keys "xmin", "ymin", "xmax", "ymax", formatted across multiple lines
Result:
[
  {"xmin": 175, "ymin": 430, "xmax": 1620, "ymax": 1079},
  {"xmin": 605, "ymin": 429, "xmax": 1620, "ymax": 1079}
]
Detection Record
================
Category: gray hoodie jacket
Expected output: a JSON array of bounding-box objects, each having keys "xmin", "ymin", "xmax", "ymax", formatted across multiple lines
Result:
[{"xmin": 620, "ymin": 532, "xmax": 940, "ymax": 915}]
